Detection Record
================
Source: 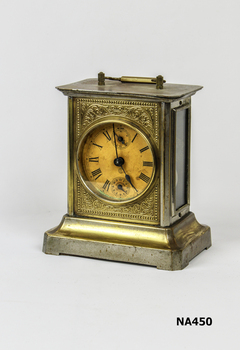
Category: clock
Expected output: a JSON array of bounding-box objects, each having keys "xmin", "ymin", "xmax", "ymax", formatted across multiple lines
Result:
[
  {"xmin": 43, "ymin": 73, "xmax": 211, "ymax": 270},
  {"xmin": 77, "ymin": 120, "xmax": 156, "ymax": 202}
]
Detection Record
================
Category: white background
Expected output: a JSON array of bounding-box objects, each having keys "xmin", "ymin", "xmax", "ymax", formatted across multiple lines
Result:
[{"xmin": 1, "ymin": 0, "xmax": 239, "ymax": 349}]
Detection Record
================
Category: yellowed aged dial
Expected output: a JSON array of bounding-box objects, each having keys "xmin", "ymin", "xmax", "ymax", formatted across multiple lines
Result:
[{"xmin": 77, "ymin": 122, "xmax": 155, "ymax": 202}]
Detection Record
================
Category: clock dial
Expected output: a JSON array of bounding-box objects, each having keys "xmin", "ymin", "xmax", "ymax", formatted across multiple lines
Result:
[{"xmin": 78, "ymin": 122, "xmax": 155, "ymax": 202}]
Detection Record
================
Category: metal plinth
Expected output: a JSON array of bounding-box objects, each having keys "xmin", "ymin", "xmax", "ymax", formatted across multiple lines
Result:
[{"xmin": 43, "ymin": 212, "xmax": 211, "ymax": 271}]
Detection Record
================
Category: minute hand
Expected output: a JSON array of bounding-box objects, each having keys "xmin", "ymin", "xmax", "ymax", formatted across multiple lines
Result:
[
  {"xmin": 113, "ymin": 123, "xmax": 138, "ymax": 193},
  {"xmin": 112, "ymin": 123, "xmax": 119, "ymax": 159}
]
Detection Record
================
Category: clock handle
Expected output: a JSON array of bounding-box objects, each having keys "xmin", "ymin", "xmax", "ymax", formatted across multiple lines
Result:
[{"xmin": 98, "ymin": 72, "xmax": 165, "ymax": 89}]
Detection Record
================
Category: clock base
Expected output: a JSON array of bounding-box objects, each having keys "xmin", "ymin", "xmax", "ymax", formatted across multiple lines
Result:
[{"xmin": 43, "ymin": 212, "xmax": 211, "ymax": 270}]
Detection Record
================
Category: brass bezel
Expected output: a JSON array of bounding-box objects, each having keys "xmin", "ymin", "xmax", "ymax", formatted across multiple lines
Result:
[{"xmin": 76, "ymin": 117, "xmax": 158, "ymax": 206}]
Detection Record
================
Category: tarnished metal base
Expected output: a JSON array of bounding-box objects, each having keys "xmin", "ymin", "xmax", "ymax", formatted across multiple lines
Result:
[{"xmin": 43, "ymin": 212, "xmax": 211, "ymax": 270}]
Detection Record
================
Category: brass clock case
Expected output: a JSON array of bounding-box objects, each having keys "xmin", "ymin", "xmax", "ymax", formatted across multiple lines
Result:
[
  {"xmin": 76, "ymin": 117, "xmax": 157, "ymax": 205},
  {"xmin": 43, "ymin": 76, "xmax": 211, "ymax": 270}
]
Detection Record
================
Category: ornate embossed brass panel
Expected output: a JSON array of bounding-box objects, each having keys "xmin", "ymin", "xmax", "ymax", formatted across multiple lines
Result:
[
  {"xmin": 73, "ymin": 98, "xmax": 159, "ymax": 224},
  {"xmin": 43, "ymin": 76, "xmax": 211, "ymax": 270}
]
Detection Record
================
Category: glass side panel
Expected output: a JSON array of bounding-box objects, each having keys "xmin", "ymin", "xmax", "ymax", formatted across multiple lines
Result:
[{"xmin": 175, "ymin": 109, "xmax": 188, "ymax": 210}]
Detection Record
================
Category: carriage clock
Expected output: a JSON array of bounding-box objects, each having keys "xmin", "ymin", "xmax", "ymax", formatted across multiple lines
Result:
[{"xmin": 43, "ymin": 72, "xmax": 211, "ymax": 270}]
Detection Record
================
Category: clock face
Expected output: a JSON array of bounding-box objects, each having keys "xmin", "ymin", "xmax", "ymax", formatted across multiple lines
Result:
[{"xmin": 77, "ymin": 121, "xmax": 155, "ymax": 202}]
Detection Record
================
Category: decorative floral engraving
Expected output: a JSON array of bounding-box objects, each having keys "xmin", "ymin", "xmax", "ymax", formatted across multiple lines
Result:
[
  {"xmin": 76, "ymin": 176, "xmax": 159, "ymax": 223},
  {"xmin": 78, "ymin": 99, "xmax": 158, "ymax": 143},
  {"xmin": 82, "ymin": 104, "xmax": 109, "ymax": 129},
  {"xmin": 74, "ymin": 98, "xmax": 160, "ymax": 224}
]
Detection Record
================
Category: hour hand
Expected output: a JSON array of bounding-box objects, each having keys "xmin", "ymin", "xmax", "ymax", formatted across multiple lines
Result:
[{"xmin": 124, "ymin": 172, "xmax": 138, "ymax": 193}]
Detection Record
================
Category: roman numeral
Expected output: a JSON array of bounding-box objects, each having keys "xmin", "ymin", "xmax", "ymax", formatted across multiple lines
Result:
[
  {"xmin": 102, "ymin": 179, "xmax": 110, "ymax": 191},
  {"xmin": 91, "ymin": 168, "xmax": 102, "ymax": 180},
  {"xmin": 89, "ymin": 157, "xmax": 99, "ymax": 162},
  {"xmin": 139, "ymin": 172, "xmax": 150, "ymax": 183},
  {"xmin": 143, "ymin": 161, "xmax": 153, "ymax": 167},
  {"xmin": 131, "ymin": 133, "xmax": 138, "ymax": 143},
  {"xmin": 103, "ymin": 130, "xmax": 111, "ymax": 141},
  {"xmin": 92, "ymin": 143, "xmax": 103, "ymax": 148},
  {"xmin": 139, "ymin": 146, "xmax": 149, "ymax": 153}
]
